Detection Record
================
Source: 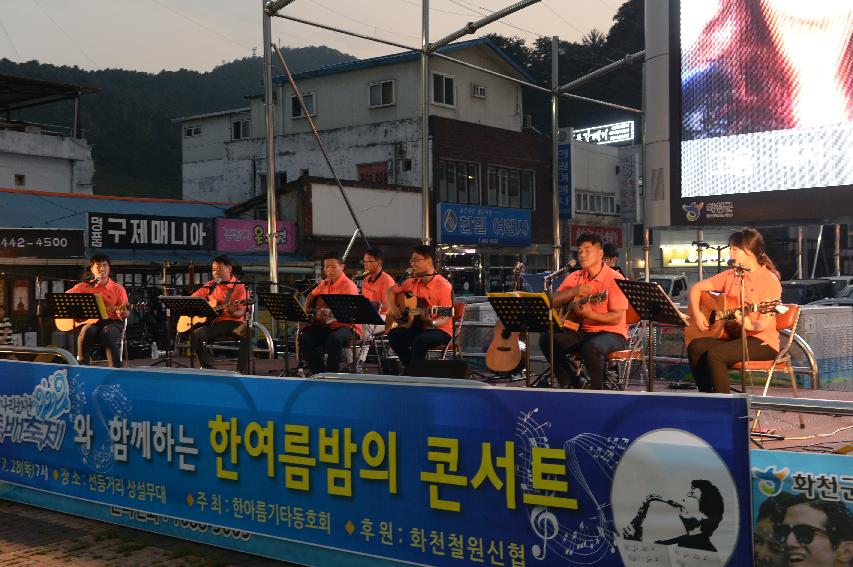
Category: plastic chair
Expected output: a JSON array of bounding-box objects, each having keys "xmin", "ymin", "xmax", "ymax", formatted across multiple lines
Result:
[
  {"xmin": 729, "ymin": 304, "xmax": 805, "ymax": 430},
  {"xmin": 89, "ymin": 318, "xmax": 129, "ymax": 368},
  {"xmin": 428, "ymin": 301, "xmax": 467, "ymax": 361},
  {"xmin": 604, "ymin": 306, "xmax": 646, "ymax": 390}
]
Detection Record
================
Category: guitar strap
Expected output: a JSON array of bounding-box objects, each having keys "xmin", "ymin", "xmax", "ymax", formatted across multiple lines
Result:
[{"xmin": 223, "ymin": 279, "xmax": 239, "ymax": 305}]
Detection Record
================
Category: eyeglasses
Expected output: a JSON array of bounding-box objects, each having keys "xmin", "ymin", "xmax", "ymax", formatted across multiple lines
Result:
[
  {"xmin": 774, "ymin": 523, "xmax": 829, "ymax": 546},
  {"xmin": 409, "ymin": 257, "xmax": 427, "ymax": 264}
]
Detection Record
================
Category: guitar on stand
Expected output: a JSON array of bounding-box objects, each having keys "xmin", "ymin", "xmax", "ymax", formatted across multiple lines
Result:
[
  {"xmin": 485, "ymin": 263, "xmax": 526, "ymax": 374},
  {"xmin": 684, "ymin": 291, "xmax": 785, "ymax": 346}
]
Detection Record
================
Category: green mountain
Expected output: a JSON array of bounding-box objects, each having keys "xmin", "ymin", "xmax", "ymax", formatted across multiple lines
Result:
[{"xmin": 0, "ymin": 46, "xmax": 356, "ymax": 199}]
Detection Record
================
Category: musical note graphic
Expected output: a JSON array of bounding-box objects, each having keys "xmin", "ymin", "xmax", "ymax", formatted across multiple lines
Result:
[{"xmin": 516, "ymin": 408, "xmax": 631, "ymax": 564}]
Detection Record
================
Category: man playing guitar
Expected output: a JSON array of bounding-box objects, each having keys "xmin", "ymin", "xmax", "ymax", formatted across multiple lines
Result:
[
  {"xmin": 190, "ymin": 255, "xmax": 249, "ymax": 373},
  {"xmin": 300, "ymin": 251, "xmax": 361, "ymax": 375},
  {"xmin": 687, "ymin": 227, "xmax": 782, "ymax": 393},
  {"xmin": 539, "ymin": 233, "xmax": 629, "ymax": 389},
  {"xmin": 65, "ymin": 254, "xmax": 129, "ymax": 367},
  {"xmin": 385, "ymin": 245, "xmax": 453, "ymax": 373}
]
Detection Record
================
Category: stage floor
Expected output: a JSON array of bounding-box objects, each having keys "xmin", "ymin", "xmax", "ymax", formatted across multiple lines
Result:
[{"xmin": 125, "ymin": 354, "xmax": 853, "ymax": 455}]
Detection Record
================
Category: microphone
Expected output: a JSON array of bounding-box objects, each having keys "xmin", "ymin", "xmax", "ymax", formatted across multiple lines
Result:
[
  {"xmin": 207, "ymin": 278, "xmax": 221, "ymax": 293},
  {"xmin": 727, "ymin": 259, "xmax": 751, "ymax": 272},
  {"xmin": 545, "ymin": 259, "xmax": 577, "ymax": 282},
  {"xmin": 353, "ymin": 270, "xmax": 370, "ymax": 281},
  {"xmin": 396, "ymin": 268, "xmax": 413, "ymax": 285}
]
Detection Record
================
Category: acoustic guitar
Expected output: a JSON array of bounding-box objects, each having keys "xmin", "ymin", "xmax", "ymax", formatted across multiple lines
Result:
[
  {"xmin": 301, "ymin": 295, "xmax": 337, "ymax": 330},
  {"xmin": 684, "ymin": 291, "xmax": 784, "ymax": 345},
  {"xmin": 176, "ymin": 297, "xmax": 251, "ymax": 333},
  {"xmin": 384, "ymin": 294, "xmax": 454, "ymax": 334},
  {"xmin": 485, "ymin": 263, "xmax": 526, "ymax": 374},
  {"xmin": 54, "ymin": 303, "xmax": 146, "ymax": 332},
  {"xmin": 553, "ymin": 291, "xmax": 608, "ymax": 331}
]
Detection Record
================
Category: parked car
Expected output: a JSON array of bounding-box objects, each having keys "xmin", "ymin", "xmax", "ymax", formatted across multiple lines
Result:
[
  {"xmin": 819, "ymin": 276, "xmax": 853, "ymax": 295},
  {"xmin": 838, "ymin": 285, "xmax": 853, "ymax": 299},
  {"xmin": 647, "ymin": 274, "xmax": 690, "ymax": 304},
  {"xmin": 781, "ymin": 279, "xmax": 836, "ymax": 304}
]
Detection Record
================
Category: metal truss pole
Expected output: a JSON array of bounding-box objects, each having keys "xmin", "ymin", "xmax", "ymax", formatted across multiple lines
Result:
[
  {"xmin": 262, "ymin": 1, "xmax": 280, "ymax": 290},
  {"xmin": 551, "ymin": 36, "xmax": 561, "ymax": 270},
  {"xmin": 421, "ymin": 0, "xmax": 431, "ymax": 245}
]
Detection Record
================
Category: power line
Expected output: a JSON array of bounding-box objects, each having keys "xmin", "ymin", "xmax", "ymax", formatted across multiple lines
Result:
[
  {"xmin": 30, "ymin": 0, "xmax": 98, "ymax": 68},
  {"xmin": 0, "ymin": 18, "xmax": 21, "ymax": 61},
  {"xmin": 147, "ymin": 0, "xmax": 254, "ymax": 51},
  {"xmin": 445, "ymin": 0, "xmax": 542, "ymax": 38},
  {"xmin": 308, "ymin": 0, "xmax": 422, "ymax": 41}
]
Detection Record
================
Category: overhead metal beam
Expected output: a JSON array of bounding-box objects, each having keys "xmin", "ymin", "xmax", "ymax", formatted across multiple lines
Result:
[
  {"xmin": 559, "ymin": 91, "xmax": 642, "ymax": 113},
  {"xmin": 430, "ymin": 0, "xmax": 541, "ymax": 52},
  {"xmin": 264, "ymin": 0, "xmax": 297, "ymax": 16},
  {"xmin": 431, "ymin": 52, "xmax": 551, "ymax": 94},
  {"xmin": 557, "ymin": 50, "xmax": 644, "ymax": 94},
  {"xmin": 276, "ymin": 14, "xmax": 418, "ymax": 52}
]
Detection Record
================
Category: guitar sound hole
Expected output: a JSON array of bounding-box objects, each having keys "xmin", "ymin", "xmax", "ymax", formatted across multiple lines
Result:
[{"xmin": 501, "ymin": 330, "xmax": 511, "ymax": 339}]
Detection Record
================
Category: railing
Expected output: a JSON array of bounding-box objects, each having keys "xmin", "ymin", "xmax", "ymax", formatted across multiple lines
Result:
[
  {"xmin": 0, "ymin": 346, "xmax": 78, "ymax": 365},
  {"xmin": 750, "ymin": 396, "xmax": 853, "ymax": 417}
]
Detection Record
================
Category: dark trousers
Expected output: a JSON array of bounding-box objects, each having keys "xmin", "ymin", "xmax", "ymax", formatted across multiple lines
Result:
[
  {"xmin": 387, "ymin": 325, "xmax": 451, "ymax": 370},
  {"xmin": 191, "ymin": 320, "xmax": 248, "ymax": 373},
  {"xmin": 299, "ymin": 326, "xmax": 353, "ymax": 374},
  {"xmin": 687, "ymin": 336, "xmax": 777, "ymax": 393},
  {"xmin": 78, "ymin": 319, "xmax": 125, "ymax": 368},
  {"xmin": 539, "ymin": 329, "xmax": 628, "ymax": 389}
]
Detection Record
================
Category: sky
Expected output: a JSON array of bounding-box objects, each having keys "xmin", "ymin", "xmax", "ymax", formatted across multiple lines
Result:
[{"xmin": 0, "ymin": 0, "xmax": 622, "ymax": 73}]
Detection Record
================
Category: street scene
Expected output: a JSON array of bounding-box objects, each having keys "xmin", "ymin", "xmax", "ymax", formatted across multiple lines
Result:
[{"xmin": 1, "ymin": 0, "xmax": 852, "ymax": 565}]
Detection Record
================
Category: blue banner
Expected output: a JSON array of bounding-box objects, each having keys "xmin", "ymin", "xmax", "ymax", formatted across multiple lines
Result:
[
  {"xmin": 751, "ymin": 449, "xmax": 853, "ymax": 567},
  {"xmin": 558, "ymin": 143, "xmax": 572, "ymax": 219},
  {"xmin": 437, "ymin": 203, "xmax": 531, "ymax": 246},
  {"xmin": 0, "ymin": 360, "xmax": 753, "ymax": 566}
]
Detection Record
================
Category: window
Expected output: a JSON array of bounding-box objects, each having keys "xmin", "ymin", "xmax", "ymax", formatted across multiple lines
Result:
[
  {"xmin": 369, "ymin": 80, "xmax": 395, "ymax": 108},
  {"xmin": 574, "ymin": 191, "xmax": 618, "ymax": 215},
  {"xmin": 471, "ymin": 84, "xmax": 487, "ymax": 98},
  {"xmin": 13, "ymin": 174, "xmax": 25, "ymax": 187},
  {"xmin": 232, "ymin": 118, "xmax": 250, "ymax": 140},
  {"xmin": 438, "ymin": 159, "xmax": 479, "ymax": 204},
  {"xmin": 358, "ymin": 162, "xmax": 389, "ymax": 184},
  {"xmin": 432, "ymin": 72, "xmax": 455, "ymax": 106},
  {"xmin": 486, "ymin": 166, "xmax": 534, "ymax": 209},
  {"xmin": 183, "ymin": 125, "xmax": 201, "ymax": 138},
  {"xmin": 291, "ymin": 92, "xmax": 316, "ymax": 118}
]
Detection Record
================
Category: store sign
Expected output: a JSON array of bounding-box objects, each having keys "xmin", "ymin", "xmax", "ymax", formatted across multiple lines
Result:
[
  {"xmin": 216, "ymin": 219, "xmax": 297, "ymax": 254},
  {"xmin": 0, "ymin": 228, "xmax": 84, "ymax": 258},
  {"xmin": 574, "ymin": 121, "xmax": 635, "ymax": 145},
  {"xmin": 661, "ymin": 244, "xmax": 731, "ymax": 268},
  {"xmin": 558, "ymin": 143, "xmax": 572, "ymax": 218},
  {"xmin": 437, "ymin": 203, "xmax": 531, "ymax": 246},
  {"xmin": 88, "ymin": 213, "xmax": 214, "ymax": 250},
  {"xmin": 618, "ymin": 146, "xmax": 642, "ymax": 224},
  {"xmin": 570, "ymin": 224, "xmax": 622, "ymax": 247}
]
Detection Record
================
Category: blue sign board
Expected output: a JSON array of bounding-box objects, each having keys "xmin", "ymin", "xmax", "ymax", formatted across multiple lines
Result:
[
  {"xmin": 558, "ymin": 143, "xmax": 572, "ymax": 218},
  {"xmin": 437, "ymin": 203, "xmax": 531, "ymax": 246},
  {"xmin": 0, "ymin": 360, "xmax": 753, "ymax": 566},
  {"xmin": 751, "ymin": 450, "xmax": 853, "ymax": 567}
]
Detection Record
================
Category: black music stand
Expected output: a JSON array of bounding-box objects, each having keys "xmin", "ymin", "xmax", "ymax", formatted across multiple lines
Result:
[
  {"xmin": 615, "ymin": 280, "xmax": 688, "ymax": 392},
  {"xmin": 258, "ymin": 291, "xmax": 309, "ymax": 376},
  {"xmin": 157, "ymin": 296, "xmax": 217, "ymax": 368},
  {"xmin": 47, "ymin": 293, "xmax": 107, "ymax": 361},
  {"xmin": 320, "ymin": 294, "xmax": 384, "ymax": 373},
  {"xmin": 488, "ymin": 292, "xmax": 555, "ymax": 388}
]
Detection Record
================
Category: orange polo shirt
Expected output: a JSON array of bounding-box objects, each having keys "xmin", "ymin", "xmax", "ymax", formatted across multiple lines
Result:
[
  {"xmin": 361, "ymin": 270, "xmax": 396, "ymax": 314},
  {"xmin": 309, "ymin": 274, "xmax": 361, "ymax": 336},
  {"xmin": 66, "ymin": 278, "xmax": 128, "ymax": 320},
  {"xmin": 557, "ymin": 264, "xmax": 629, "ymax": 338},
  {"xmin": 704, "ymin": 265, "xmax": 782, "ymax": 351},
  {"xmin": 391, "ymin": 274, "xmax": 454, "ymax": 336},
  {"xmin": 192, "ymin": 275, "xmax": 248, "ymax": 324}
]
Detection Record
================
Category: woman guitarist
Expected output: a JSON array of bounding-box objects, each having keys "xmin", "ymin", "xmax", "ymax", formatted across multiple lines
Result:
[{"xmin": 687, "ymin": 228, "xmax": 782, "ymax": 393}]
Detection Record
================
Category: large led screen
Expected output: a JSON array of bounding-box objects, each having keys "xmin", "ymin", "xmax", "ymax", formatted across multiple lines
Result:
[{"xmin": 671, "ymin": 0, "xmax": 853, "ymax": 224}]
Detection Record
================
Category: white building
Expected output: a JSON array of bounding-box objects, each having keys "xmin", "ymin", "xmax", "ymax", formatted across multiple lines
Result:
[
  {"xmin": 174, "ymin": 38, "xmax": 533, "ymax": 203},
  {"xmin": 0, "ymin": 75, "xmax": 97, "ymax": 195}
]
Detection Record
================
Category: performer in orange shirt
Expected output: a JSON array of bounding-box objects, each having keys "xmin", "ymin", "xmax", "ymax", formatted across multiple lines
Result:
[
  {"xmin": 386, "ymin": 245, "xmax": 453, "ymax": 372},
  {"xmin": 687, "ymin": 228, "xmax": 782, "ymax": 393},
  {"xmin": 65, "ymin": 254, "xmax": 128, "ymax": 367},
  {"xmin": 360, "ymin": 247, "xmax": 396, "ymax": 314},
  {"xmin": 300, "ymin": 251, "xmax": 361, "ymax": 375},
  {"xmin": 190, "ymin": 255, "xmax": 249, "ymax": 373},
  {"xmin": 539, "ymin": 233, "xmax": 629, "ymax": 389}
]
